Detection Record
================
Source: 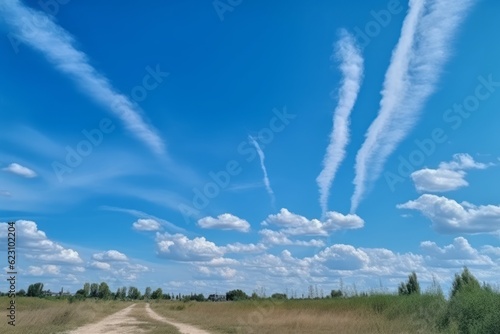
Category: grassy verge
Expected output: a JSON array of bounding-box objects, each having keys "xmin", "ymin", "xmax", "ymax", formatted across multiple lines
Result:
[
  {"xmin": 150, "ymin": 294, "xmax": 446, "ymax": 334},
  {"xmin": 0, "ymin": 296, "xmax": 132, "ymax": 334}
]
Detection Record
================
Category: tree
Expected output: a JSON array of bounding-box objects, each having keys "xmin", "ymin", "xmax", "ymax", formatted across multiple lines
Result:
[
  {"xmin": 75, "ymin": 289, "xmax": 86, "ymax": 299},
  {"xmin": 151, "ymin": 288, "xmax": 163, "ymax": 300},
  {"xmin": 226, "ymin": 289, "xmax": 248, "ymax": 301},
  {"xmin": 17, "ymin": 289, "xmax": 26, "ymax": 297},
  {"xmin": 144, "ymin": 287, "xmax": 152, "ymax": 300},
  {"xmin": 90, "ymin": 283, "xmax": 99, "ymax": 298},
  {"xmin": 119, "ymin": 287, "xmax": 127, "ymax": 300},
  {"xmin": 127, "ymin": 286, "xmax": 141, "ymax": 300},
  {"xmin": 398, "ymin": 272, "xmax": 420, "ymax": 295},
  {"xmin": 27, "ymin": 283, "xmax": 44, "ymax": 297},
  {"xmin": 271, "ymin": 293, "xmax": 287, "ymax": 300},
  {"xmin": 98, "ymin": 282, "xmax": 111, "ymax": 299},
  {"xmin": 451, "ymin": 267, "xmax": 481, "ymax": 297},
  {"xmin": 191, "ymin": 293, "xmax": 205, "ymax": 302},
  {"xmin": 83, "ymin": 283, "xmax": 90, "ymax": 297},
  {"xmin": 330, "ymin": 289, "xmax": 343, "ymax": 298}
]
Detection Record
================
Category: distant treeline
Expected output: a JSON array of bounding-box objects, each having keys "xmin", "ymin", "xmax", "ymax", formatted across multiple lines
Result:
[
  {"xmin": 1, "ymin": 267, "xmax": 499, "ymax": 332},
  {"xmin": 1, "ymin": 266, "xmax": 498, "ymax": 302}
]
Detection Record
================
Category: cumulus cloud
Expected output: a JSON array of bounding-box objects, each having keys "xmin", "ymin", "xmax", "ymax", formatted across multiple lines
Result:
[
  {"xmin": 0, "ymin": 220, "xmax": 82, "ymax": 264},
  {"xmin": 92, "ymin": 250, "xmax": 128, "ymax": 262},
  {"xmin": 2, "ymin": 163, "xmax": 37, "ymax": 178},
  {"xmin": 411, "ymin": 169, "xmax": 468, "ymax": 193},
  {"xmin": 259, "ymin": 229, "xmax": 325, "ymax": 247},
  {"xmin": 203, "ymin": 257, "xmax": 240, "ymax": 266},
  {"xmin": 398, "ymin": 194, "xmax": 500, "ymax": 234},
  {"xmin": 481, "ymin": 245, "xmax": 500, "ymax": 258},
  {"xmin": 133, "ymin": 218, "xmax": 162, "ymax": 231},
  {"xmin": 439, "ymin": 153, "xmax": 489, "ymax": 170},
  {"xmin": 197, "ymin": 213, "xmax": 250, "ymax": 232},
  {"xmin": 421, "ymin": 237, "xmax": 494, "ymax": 267},
  {"xmin": 27, "ymin": 264, "xmax": 60, "ymax": 276},
  {"xmin": 262, "ymin": 208, "xmax": 364, "ymax": 236},
  {"xmin": 156, "ymin": 233, "xmax": 224, "ymax": 261},
  {"xmin": 195, "ymin": 266, "xmax": 238, "ymax": 280},
  {"xmin": 90, "ymin": 261, "xmax": 111, "ymax": 270},
  {"xmin": 222, "ymin": 242, "xmax": 267, "ymax": 253},
  {"xmin": 411, "ymin": 154, "xmax": 491, "ymax": 192},
  {"xmin": 313, "ymin": 244, "xmax": 370, "ymax": 270}
]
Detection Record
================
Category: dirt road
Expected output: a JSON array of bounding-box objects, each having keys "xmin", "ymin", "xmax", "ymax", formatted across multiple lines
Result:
[
  {"xmin": 145, "ymin": 303, "xmax": 211, "ymax": 334},
  {"xmin": 65, "ymin": 303, "xmax": 211, "ymax": 334}
]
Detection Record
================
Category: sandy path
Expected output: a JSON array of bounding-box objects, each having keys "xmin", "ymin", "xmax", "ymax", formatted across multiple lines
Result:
[
  {"xmin": 145, "ymin": 303, "xmax": 211, "ymax": 334},
  {"xmin": 65, "ymin": 304, "xmax": 148, "ymax": 334}
]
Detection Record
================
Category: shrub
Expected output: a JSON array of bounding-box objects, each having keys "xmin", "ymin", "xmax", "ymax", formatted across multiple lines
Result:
[
  {"xmin": 440, "ymin": 288, "xmax": 500, "ymax": 334},
  {"xmin": 398, "ymin": 272, "xmax": 420, "ymax": 296}
]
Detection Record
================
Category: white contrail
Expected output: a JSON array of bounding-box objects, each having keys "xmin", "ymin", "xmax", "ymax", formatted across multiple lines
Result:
[
  {"xmin": 350, "ymin": 0, "xmax": 476, "ymax": 213},
  {"xmin": 317, "ymin": 29, "xmax": 363, "ymax": 217},
  {"xmin": 249, "ymin": 136, "xmax": 275, "ymax": 206},
  {"xmin": 0, "ymin": 0, "xmax": 165, "ymax": 155}
]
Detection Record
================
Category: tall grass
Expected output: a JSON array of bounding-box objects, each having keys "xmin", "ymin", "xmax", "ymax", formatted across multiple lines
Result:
[
  {"xmin": 150, "ymin": 294, "xmax": 447, "ymax": 333},
  {"xmin": 0, "ymin": 296, "xmax": 132, "ymax": 334}
]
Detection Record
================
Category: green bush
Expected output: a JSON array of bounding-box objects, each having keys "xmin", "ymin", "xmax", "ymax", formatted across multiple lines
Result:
[{"xmin": 439, "ymin": 288, "xmax": 500, "ymax": 334}]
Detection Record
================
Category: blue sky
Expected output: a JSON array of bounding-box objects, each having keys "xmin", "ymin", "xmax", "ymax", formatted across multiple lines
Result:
[{"xmin": 1, "ymin": 0, "xmax": 500, "ymax": 296}]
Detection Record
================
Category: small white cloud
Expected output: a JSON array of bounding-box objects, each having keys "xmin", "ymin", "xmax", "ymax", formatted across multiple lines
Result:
[
  {"xmin": 439, "ymin": 153, "xmax": 489, "ymax": 170},
  {"xmin": 92, "ymin": 250, "xmax": 128, "ymax": 262},
  {"xmin": 156, "ymin": 233, "xmax": 224, "ymax": 261},
  {"xmin": 262, "ymin": 208, "xmax": 364, "ymax": 236},
  {"xmin": 222, "ymin": 242, "xmax": 267, "ymax": 253},
  {"xmin": 27, "ymin": 265, "xmax": 61, "ymax": 276},
  {"xmin": 204, "ymin": 257, "xmax": 240, "ymax": 266},
  {"xmin": 398, "ymin": 194, "xmax": 500, "ymax": 234},
  {"xmin": 411, "ymin": 168, "xmax": 468, "ymax": 192},
  {"xmin": 323, "ymin": 211, "xmax": 365, "ymax": 230},
  {"xmin": 197, "ymin": 213, "xmax": 250, "ymax": 232},
  {"xmin": 90, "ymin": 261, "xmax": 111, "ymax": 270},
  {"xmin": 37, "ymin": 248, "xmax": 82, "ymax": 263},
  {"xmin": 2, "ymin": 163, "xmax": 37, "ymax": 178},
  {"xmin": 313, "ymin": 244, "xmax": 370, "ymax": 270},
  {"xmin": 259, "ymin": 229, "xmax": 325, "ymax": 247},
  {"xmin": 27, "ymin": 266, "xmax": 44, "ymax": 276},
  {"xmin": 132, "ymin": 218, "xmax": 162, "ymax": 231},
  {"xmin": 195, "ymin": 266, "xmax": 238, "ymax": 280},
  {"xmin": 411, "ymin": 154, "xmax": 491, "ymax": 193}
]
